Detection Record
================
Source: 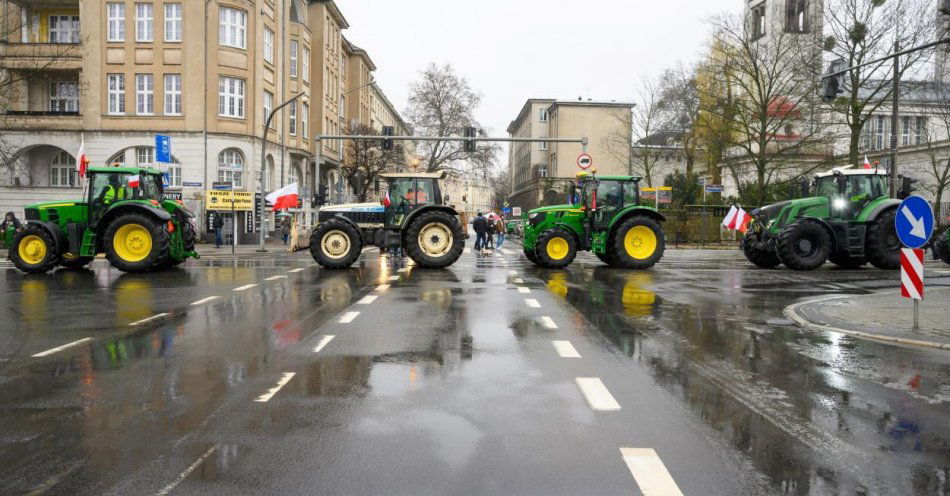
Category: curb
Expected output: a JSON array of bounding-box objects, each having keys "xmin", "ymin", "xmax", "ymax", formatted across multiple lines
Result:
[{"xmin": 784, "ymin": 293, "xmax": 950, "ymax": 351}]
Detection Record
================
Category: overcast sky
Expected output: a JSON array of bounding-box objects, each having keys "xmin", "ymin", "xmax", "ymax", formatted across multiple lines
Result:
[{"xmin": 343, "ymin": 0, "xmax": 738, "ymax": 138}]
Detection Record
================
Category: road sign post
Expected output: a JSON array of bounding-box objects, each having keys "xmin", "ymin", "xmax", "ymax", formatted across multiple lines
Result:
[{"xmin": 895, "ymin": 195, "xmax": 935, "ymax": 331}]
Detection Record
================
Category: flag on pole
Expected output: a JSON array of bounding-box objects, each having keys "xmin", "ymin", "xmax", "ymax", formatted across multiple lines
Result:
[
  {"xmin": 127, "ymin": 174, "xmax": 141, "ymax": 188},
  {"xmin": 382, "ymin": 190, "xmax": 391, "ymax": 207},
  {"xmin": 862, "ymin": 155, "xmax": 872, "ymax": 169},
  {"xmin": 266, "ymin": 182, "xmax": 299, "ymax": 211},
  {"xmin": 722, "ymin": 205, "xmax": 750, "ymax": 231},
  {"xmin": 76, "ymin": 135, "xmax": 90, "ymax": 178}
]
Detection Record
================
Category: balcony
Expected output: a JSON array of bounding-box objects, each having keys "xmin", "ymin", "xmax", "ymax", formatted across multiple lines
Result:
[
  {"xmin": 0, "ymin": 42, "xmax": 82, "ymax": 70},
  {"xmin": 0, "ymin": 111, "xmax": 82, "ymax": 130}
]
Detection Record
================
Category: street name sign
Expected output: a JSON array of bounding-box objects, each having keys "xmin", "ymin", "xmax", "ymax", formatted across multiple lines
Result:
[
  {"xmin": 212, "ymin": 181, "xmax": 233, "ymax": 191},
  {"xmin": 577, "ymin": 153, "xmax": 592, "ymax": 170},
  {"xmin": 895, "ymin": 195, "xmax": 934, "ymax": 249},
  {"xmin": 705, "ymin": 185, "xmax": 724, "ymax": 193}
]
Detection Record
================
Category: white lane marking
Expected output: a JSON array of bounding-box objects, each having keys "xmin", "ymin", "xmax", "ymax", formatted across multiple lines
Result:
[
  {"xmin": 620, "ymin": 448, "xmax": 684, "ymax": 496},
  {"xmin": 309, "ymin": 263, "xmax": 320, "ymax": 267},
  {"xmin": 552, "ymin": 340, "xmax": 581, "ymax": 358},
  {"xmin": 525, "ymin": 298, "xmax": 541, "ymax": 308},
  {"xmin": 155, "ymin": 445, "xmax": 219, "ymax": 496},
  {"xmin": 339, "ymin": 311, "xmax": 360, "ymax": 323},
  {"xmin": 233, "ymin": 284, "xmax": 258, "ymax": 292},
  {"xmin": 540, "ymin": 316, "xmax": 558, "ymax": 329},
  {"xmin": 376, "ymin": 284, "xmax": 390, "ymax": 292},
  {"xmin": 388, "ymin": 275, "xmax": 401, "ymax": 281},
  {"xmin": 508, "ymin": 270, "xmax": 518, "ymax": 276},
  {"xmin": 129, "ymin": 313, "xmax": 169, "ymax": 326},
  {"xmin": 190, "ymin": 296, "xmax": 220, "ymax": 306},
  {"xmin": 358, "ymin": 295, "xmax": 378, "ymax": 305},
  {"xmin": 288, "ymin": 268, "xmax": 305, "ymax": 273},
  {"xmin": 575, "ymin": 377, "xmax": 621, "ymax": 411},
  {"xmin": 464, "ymin": 247, "xmax": 471, "ymax": 254},
  {"xmin": 397, "ymin": 267, "xmax": 411, "ymax": 273},
  {"xmin": 32, "ymin": 337, "xmax": 93, "ymax": 358},
  {"xmin": 513, "ymin": 277, "xmax": 524, "ymax": 284},
  {"xmin": 254, "ymin": 372, "xmax": 296, "ymax": 402},
  {"xmin": 265, "ymin": 275, "xmax": 287, "ymax": 281},
  {"xmin": 517, "ymin": 287, "xmax": 530, "ymax": 294},
  {"xmin": 313, "ymin": 335, "xmax": 335, "ymax": 353}
]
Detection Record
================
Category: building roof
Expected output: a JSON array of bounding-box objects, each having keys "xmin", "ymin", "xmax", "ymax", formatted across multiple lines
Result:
[
  {"xmin": 309, "ymin": 0, "xmax": 349, "ymax": 29},
  {"xmin": 371, "ymin": 83, "xmax": 409, "ymax": 132},
  {"xmin": 507, "ymin": 98, "xmax": 556, "ymax": 134},
  {"xmin": 380, "ymin": 171, "xmax": 445, "ymax": 179},
  {"xmin": 635, "ymin": 131, "xmax": 682, "ymax": 147},
  {"xmin": 342, "ymin": 36, "xmax": 376, "ymax": 71},
  {"xmin": 548, "ymin": 99, "xmax": 636, "ymax": 109}
]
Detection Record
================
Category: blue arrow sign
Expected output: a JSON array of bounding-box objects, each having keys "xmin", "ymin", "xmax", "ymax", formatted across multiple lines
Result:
[{"xmin": 895, "ymin": 195, "xmax": 934, "ymax": 249}]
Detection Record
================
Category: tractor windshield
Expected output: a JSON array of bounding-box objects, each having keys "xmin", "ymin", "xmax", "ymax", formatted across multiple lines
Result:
[
  {"xmin": 90, "ymin": 172, "xmax": 164, "ymax": 205},
  {"xmin": 816, "ymin": 174, "xmax": 885, "ymax": 201}
]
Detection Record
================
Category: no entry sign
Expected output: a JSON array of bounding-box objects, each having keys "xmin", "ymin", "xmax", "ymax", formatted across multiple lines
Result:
[{"xmin": 577, "ymin": 153, "xmax": 592, "ymax": 170}]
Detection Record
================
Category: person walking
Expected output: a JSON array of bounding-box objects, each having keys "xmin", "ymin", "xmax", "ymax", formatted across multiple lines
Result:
[
  {"xmin": 280, "ymin": 215, "xmax": 292, "ymax": 246},
  {"xmin": 494, "ymin": 214, "xmax": 506, "ymax": 249},
  {"xmin": 484, "ymin": 216, "xmax": 494, "ymax": 253},
  {"xmin": 212, "ymin": 213, "xmax": 224, "ymax": 248},
  {"xmin": 473, "ymin": 212, "xmax": 488, "ymax": 254}
]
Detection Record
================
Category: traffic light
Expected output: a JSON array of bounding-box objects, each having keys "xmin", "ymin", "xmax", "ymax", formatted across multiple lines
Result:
[
  {"xmin": 313, "ymin": 185, "xmax": 328, "ymax": 207},
  {"xmin": 382, "ymin": 126, "xmax": 394, "ymax": 151},
  {"xmin": 821, "ymin": 74, "xmax": 842, "ymax": 102},
  {"xmin": 463, "ymin": 127, "xmax": 477, "ymax": 153}
]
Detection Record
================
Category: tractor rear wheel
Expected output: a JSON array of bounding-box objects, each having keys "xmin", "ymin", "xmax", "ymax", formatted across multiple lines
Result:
[
  {"xmin": 59, "ymin": 253, "xmax": 94, "ymax": 269},
  {"xmin": 741, "ymin": 231, "xmax": 781, "ymax": 269},
  {"xmin": 866, "ymin": 209, "xmax": 901, "ymax": 270},
  {"xmin": 311, "ymin": 219, "xmax": 363, "ymax": 269},
  {"xmin": 610, "ymin": 216, "xmax": 665, "ymax": 270},
  {"xmin": 405, "ymin": 211, "xmax": 465, "ymax": 268},
  {"xmin": 534, "ymin": 228, "xmax": 577, "ymax": 268},
  {"xmin": 828, "ymin": 252, "xmax": 866, "ymax": 269},
  {"xmin": 777, "ymin": 220, "xmax": 831, "ymax": 271},
  {"xmin": 10, "ymin": 226, "xmax": 59, "ymax": 273},
  {"xmin": 104, "ymin": 213, "xmax": 169, "ymax": 272}
]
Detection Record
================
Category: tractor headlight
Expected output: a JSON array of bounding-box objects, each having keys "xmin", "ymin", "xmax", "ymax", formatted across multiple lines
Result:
[
  {"xmin": 528, "ymin": 212, "xmax": 545, "ymax": 226},
  {"xmin": 833, "ymin": 198, "xmax": 847, "ymax": 210}
]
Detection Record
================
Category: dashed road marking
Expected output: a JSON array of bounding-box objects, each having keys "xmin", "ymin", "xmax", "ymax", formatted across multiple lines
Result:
[
  {"xmin": 339, "ymin": 311, "xmax": 360, "ymax": 323},
  {"xmin": 32, "ymin": 338, "xmax": 93, "ymax": 358},
  {"xmin": 313, "ymin": 335, "xmax": 335, "ymax": 353},
  {"xmin": 397, "ymin": 267, "xmax": 411, "ymax": 273},
  {"xmin": 388, "ymin": 275, "xmax": 401, "ymax": 281},
  {"xmin": 265, "ymin": 275, "xmax": 287, "ymax": 281},
  {"xmin": 517, "ymin": 287, "xmax": 530, "ymax": 294},
  {"xmin": 288, "ymin": 268, "xmax": 305, "ymax": 273},
  {"xmin": 376, "ymin": 284, "xmax": 390, "ymax": 292},
  {"xmin": 508, "ymin": 270, "xmax": 518, "ymax": 276},
  {"xmin": 540, "ymin": 316, "xmax": 558, "ymax": 329},
  {"xmin": 513, "ymin": 277, "xmax": 524, "ymax": 284},
  {"xmin": 552, "ymin": 340, "xmax": 580, "ymax": 358},
  {"xmin": 233, "ymin": 284, "xmax": 258, "ymax": 291},
  {"xmin": 575, "ymin": 377, "xmax": 621, "ymax": 411},
  {"xmin": 358, "ymin": 295, "xmax": 378, "ymax": 305},
  {"xmin": 525, "ymin": 298, "xmax": 541, "ymax": 308},
  {"xmin": 155, "ymin": 445, "xmax": 219, "ymax": 496},
  {"xmin": 620, "ymin": 448, "xmax": 684, "ymax": 496},
  {"xmin": 190, "ymin": 296, "xmax": 220, "ymax": 306},
  {"xmin": 129, "ymin": 313, "xmax": 169, "ymax": 326},
  {"xmin": 254, "ymin": 372, "xmax": 296, "ymax": 402}
]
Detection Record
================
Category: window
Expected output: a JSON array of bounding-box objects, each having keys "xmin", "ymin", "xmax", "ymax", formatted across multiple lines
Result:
[
  {"xmin": 49, "ymin": 82, "xmax": 79, "ymax": 113},
  {"xmin": 263, "ymin": 90, "xmax": 274, "ymax": 126},
  {"xmin": 901, "ymin": 116, "xmax": 911, "ymax": 146},
  {"xmin": 218, "ymin": 149, "xmax": 244, "ymax": 188},
  {"xmin": 136, "ymin": 147, "xmax": 154, "ymax": 166},
  {"xmin": 167, "ymin": 161, "xmax": 182, "ymax": 188},
  {"xmin": 539, "ymin": 137, "xmax": 547, "ymax": 151},
  {"xmin": 785, "ymin": 0, "xmax": 809, "ymax": 33},
  {"xmin": 107, "ymin": 3, "xmax": 125, "ymax": 41},
  {"xmin": 302, "ymin": 47, "xmax": 310, "ymax": 83},
  {"xmin": 289, "ymin": 101, "xmax": 297, "ymax": 135},
  {"xmin": 218, "ymin": 6, "xmax": 246, "ymax": 49},
  {"xmin": 49, "ymin": 15, "xmax": 80, "ymax": 43},
  {"xmin": 263, "ymin": 27, "xmax": 274, "ymax": 63},
  {"xmin": 49, "ymin": 151, "xmax": 77, "ymax": 187},
  {"xmin": 538, "ymin": 164, "xmax": 547, "ymax": 177},
  {"xmin": 539, "ymin": 109, "xmax": 548, "ymax": 122},
  {"xmin": 301, "ymin": 102, "xmax": 308, "ymax": 138},
  {"xmin": 874, "ymin": 115, "xmax": 887, "ymax": 150},
  {"xmin": 915, "ymin": 117, "xmax": 927, "ymax": 145},
  {"xmin": 108, "ymin": 74, "xmax": 125, "ymax": 114},
  {"xmin": 290, "ymin": 40, "xmax": 298, "ymax": 78},
  {"xmin": 164, "ymin": 74, "xmax": 181, "ymax": 115},
  {"xmin": 218, "ymin": 76, "xmax": 245, "ymax": 118},
  {"xmin": 136, "ymin": 74, "xmax": 154, "ymax": 114},
  {"xmin": 135, "ymin": 3, "xmax": 153, "ymax": 42},
  {"xmin": 164, "ymin": 3, "xmax": 182, "ymax": 42},
  {"xmin": 751, "ymin": 3, "xmax": 766, "ymax": 39}
]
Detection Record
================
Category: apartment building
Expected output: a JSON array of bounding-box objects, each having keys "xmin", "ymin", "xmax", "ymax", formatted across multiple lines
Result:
[
  {"xmin": 507, "ymin": 98, "xmax": 634, "ymax": 211},
  {"xmin": 0, "ymin": 0, "xmax": 408, "ymax": 240}
]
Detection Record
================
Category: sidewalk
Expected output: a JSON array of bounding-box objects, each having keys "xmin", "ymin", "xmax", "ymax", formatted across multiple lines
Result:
[
  {"xmin": 785, "ymin": 287, "xmax": 950, "ymax": 350},
  {"xmin": 196, "ymin": 239, "xmax": 304, "ymax": 258}
]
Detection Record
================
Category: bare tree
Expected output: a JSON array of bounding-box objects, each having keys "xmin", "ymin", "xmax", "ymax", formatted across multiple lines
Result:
[
  {"xmin": 404, "ymin": 63, "xmax": 500, "ymax": 174},
  {"xmin": 603, "ymin": 77, "xmax": 665, "ymax": 186},
  {"xmin": 919, "ymin": 82, "xmax": 950, "ymax": 227},
  {"xmin": 657, "ymin": 65, "xmax": 702, "ymax": 177},
  {"xmin": 693, "ymin": 40, "xmax": 739, "ymax": 185},
  {"xmin": 486, "ymin": 165, "xmax": 511, "ymax": 211},
  {"xmin": 823, "ymin": 0, "xmax": 936, "ymax": 164},
  {"xmin": 340, "ymin": 124, "xmax": 404, "ymax": 202}
]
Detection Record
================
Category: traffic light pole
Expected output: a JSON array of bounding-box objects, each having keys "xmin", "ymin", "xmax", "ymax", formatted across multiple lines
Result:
[{"xmin": 258, "ymin": 92, "xmax": 305, "ymax": 253}]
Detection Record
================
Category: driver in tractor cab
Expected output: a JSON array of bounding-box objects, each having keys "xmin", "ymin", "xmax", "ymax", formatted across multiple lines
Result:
[{"xmin": 101, "ymin": 174, "xmax": 128, "ymax": 204}]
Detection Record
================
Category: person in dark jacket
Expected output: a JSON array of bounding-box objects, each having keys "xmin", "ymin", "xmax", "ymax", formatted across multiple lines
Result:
[
  {"xmin": 473, "ymin": 212, "xmax": 488, "ymax": 253},
  {"xmin": 212, "ymin": 214, "xmax": 224, "ymax": 248},
  {"xmin": 1, "ymin": 211, "xmax": 22, "ymax": 231}
]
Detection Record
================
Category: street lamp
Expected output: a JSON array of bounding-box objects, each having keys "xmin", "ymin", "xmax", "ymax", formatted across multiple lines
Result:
[{"xmin": 258, "ymin": 92, "xmax": 305, "ymax": 252}]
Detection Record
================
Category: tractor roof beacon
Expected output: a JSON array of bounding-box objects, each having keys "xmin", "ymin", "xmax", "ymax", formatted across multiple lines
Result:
[
  {"xmin": 521, "ymin": 171, "xmax": 666, "ymax": 269},
  {"xmin": 742, "ymin": 165, "xmax": 906, "ymax": 271},
  {"xmin": 10, "ymin": 166, "xmax": 199, "ymax": 273},
  {"xmin": 309, "ymin": 171, "xmax": 466, "ymax": 269}
]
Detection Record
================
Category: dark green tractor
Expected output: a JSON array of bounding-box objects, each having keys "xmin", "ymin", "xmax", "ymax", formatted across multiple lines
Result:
[
  {"xmin": 934, "ymin": 226, "xmax": 950, "ymax": 265},
  {"xmin": 10, "ymin": 166, "xmax": 199, "ymax": 273}
]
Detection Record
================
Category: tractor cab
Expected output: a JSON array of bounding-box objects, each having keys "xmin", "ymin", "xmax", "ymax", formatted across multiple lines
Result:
[
  {"xmin": 576, "ymin": 172, "xmax": 642, "ymax": 231},
  {"xmin": 379, "ymin": 172, "xmax": 444, "ymax": 228},
  {"xmin": 814, "ymin": 168, "xmax": 887, "ymax": 220},
  {"xmin": 87, "ymin": 168, "xmax": 165, "ymax": 224}
]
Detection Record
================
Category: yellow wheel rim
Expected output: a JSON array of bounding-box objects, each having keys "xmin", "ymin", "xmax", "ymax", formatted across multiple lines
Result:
[
  {"xmin": 321, "ymin": 230, "xmax": 351, "ymax": 259},
  {"xmin": 113, "ymin": 223, "xmax": 153, "ymax": 263},
  {"xmin": 18, "ymin": 235, "xmax": 48, "ymax": 265},
  {"xmin": 418, "ymin": 222, "xmax": 453, "ymax": 257},
  {"xmin": 624, "ymin": 225, "xmax": 657, "ymax": 260},
  {"xmin": 545, "ymin": 236, "xmax": 569, "ymax": 260}
]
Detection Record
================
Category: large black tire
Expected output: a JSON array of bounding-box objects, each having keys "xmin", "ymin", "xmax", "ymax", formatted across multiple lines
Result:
[
  {"xmin": 181, "ymin": 218, "xmax": 197, "ymax": 252},
  {"xmin": 776, "ymin": 220, "xmax": 831, "ymax": 271},
  {"xmin": 59, "ymin": 253, "xmax": 94, "ymax": 269},
  {"xmin": 523, "ymin": 246, "xmax": 539, "ymax": 264},
  {"xmin": 828, "ymin": 252, "xmax": 867, "ymax": 269},
  {"xmin": 742, "ymin": 231, "xmax": 781, "ymax": 269},
  {"xmin": 534, "ymin": 228, "xmax": 577, "ymax": 268},
  {"xmin": 595, "ymin": 251, "xmax": 612, "ymax": 265},
  {"xmin": 936, "ymin": 229, "xmax": 950, "ymax": 265},
  {"xmin": 104, "ymin": 213, "xmax": 170, "ymax": 272},
  {"xmin": 610, "ymin": 216, "xmax": 665, "ymax": 270},
  {"xmin": 866, "ymin": 209, "xmax": 901, "ymax": 270},
  {"xmin": 310, "ymin": 219, "xmax": 363, "ymax": 269},
  {"xmin": 404, "ymin": 211, "xmax": 465, "ymax": 268},
  {"xmin": 10, "ymin": 226, "xmax": 59, "ymax": 273}
]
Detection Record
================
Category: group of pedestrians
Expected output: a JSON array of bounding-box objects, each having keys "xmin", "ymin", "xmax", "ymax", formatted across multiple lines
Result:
[{"xmin": 472, "ymin": 211, "xmax": 506, "ymax": 254}]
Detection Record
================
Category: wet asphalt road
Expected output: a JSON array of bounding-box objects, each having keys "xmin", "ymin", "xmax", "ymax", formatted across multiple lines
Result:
[{"xmin": 1, "ymin": 246, "xmax": 949, "ymax": 495}]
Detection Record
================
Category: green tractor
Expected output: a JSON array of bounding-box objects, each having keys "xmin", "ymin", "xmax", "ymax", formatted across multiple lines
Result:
[
  {"xmin": 522, "ymin": 172, "xmax": 666, "ymax": 269},
  {"xmin": 309, "ymin": 172, "xmax": 465, "ymax": 269},
  {"xmin": 934, "ymin": 227, "xmax": 950, "ymax": 265},
  {"xmin": 742, "ymin": 166, "xmax": 907, "ymax": 270},
  {"xmin": 9, "ymin": 166, "xmax": 199, "ymax": 273}
]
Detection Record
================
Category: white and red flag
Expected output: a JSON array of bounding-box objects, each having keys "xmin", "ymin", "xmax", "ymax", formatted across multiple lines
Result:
[
  {"xmin": 266, "ymin": 182, "xmax": 299, "ymax": 211},
  {"xmin": 76, "ymin": 135, "xmax": 90, "ymax": 178},
  {"xmin": 127, "ymin": 174, "xmax": 141, "ymax": 188},
  {"xmin": 722, "ymin": 205, "xmax": 751, "ymax": 232},
  {"xmin": 863, "ymin": 155, "xmax": 872, "ymax": 169},
  {"xmin": 382, "ymin": 190, "xmax": 391, "ymax": 207}
]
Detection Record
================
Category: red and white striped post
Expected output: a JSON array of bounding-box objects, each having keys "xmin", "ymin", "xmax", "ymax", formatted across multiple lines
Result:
[{"xmin": 900, "ymin": 248, "xmax": 924, "ymax": 330}]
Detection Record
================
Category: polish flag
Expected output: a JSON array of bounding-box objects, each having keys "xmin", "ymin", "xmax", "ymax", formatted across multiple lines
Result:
[
  {"xmin": 382, "ymin": 190, "xmax": 391, "ymax": 207},
  {"xmin": 863, "ymin": 155, "xmax": 872, "ymax": 169},
  {"xmin": 127, "ymin": 174, "xmax": 141, "ymax": 188},
  {"xmin": 76, "ymin": 136, "xmax": 90, "ymax": 178},
  {"xmin": 266, "ymin": 182, "xmax": 299, "ymax": 211},
  {"xmin": 722, "ymin": 205, "xmax": 750, "ymax": 231}
]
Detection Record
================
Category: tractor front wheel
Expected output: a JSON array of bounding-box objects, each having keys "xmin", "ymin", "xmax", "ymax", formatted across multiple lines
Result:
[
  {"xmin": 104, "ymin": 213, "xmax": 170, "ymax": 272},
  {"xmin": 59, "ymin": 253, "xmax": 94, "ymax": 269},
  {"xmin": 777, "ymin": 220, "xmax": 830, "ymax": 271},
  {"xmin": 741, "ymin": 231, "xmax": 781, "ymax": 269},
  {"xmin": 866, "ymin": 209, "xmax": 901, "ymax": 270},
  {"xmin": 311, "ymin": 219, "xmax": 363, "ymax": 269},
  {"xmin": 10, "ymin": 226, "xmax": 59, "ymax": 273},
  {"xmin": 405, "ymin": 211, "xmax": 465, "ymax": 268},
  {"xmin": 534, "ymin": 228, "xmax": 577, "ymax": 268},
  {"xmin": 523, "ymin": 246, "xmax": 539, "ymax": 264},
  {"xmin": 610, "ymin": 216, "xmax": 665, "ymax": 270}
]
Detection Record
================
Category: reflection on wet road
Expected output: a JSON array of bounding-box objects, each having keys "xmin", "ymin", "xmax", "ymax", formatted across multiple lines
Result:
[{"xmin": 0, "ymin": 249, "xmax": 948, "ymax": 495}]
